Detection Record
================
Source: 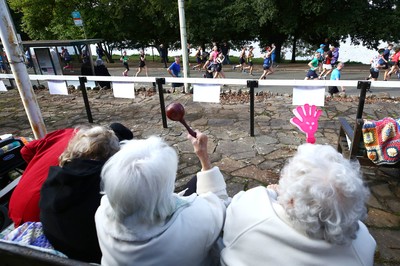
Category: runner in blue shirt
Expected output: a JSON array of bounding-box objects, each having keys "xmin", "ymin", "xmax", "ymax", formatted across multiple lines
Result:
[
  {"xmin": 167, "ymin": 56, "xmax": 183, "ymax": 92},
  {"xmin": 328, "ymin": 62, "xmax": 345, "ymax": 96}
]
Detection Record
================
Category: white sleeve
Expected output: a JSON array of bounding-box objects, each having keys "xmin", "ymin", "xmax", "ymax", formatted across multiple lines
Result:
[{"xmin": 196, "ymin": 166, "xmax": 230, "ymax": 205}]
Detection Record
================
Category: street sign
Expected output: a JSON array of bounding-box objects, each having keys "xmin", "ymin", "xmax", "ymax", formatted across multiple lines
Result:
[{"xmin": 71, "ymin": 11, "xmax": 83, "ymax": 26}]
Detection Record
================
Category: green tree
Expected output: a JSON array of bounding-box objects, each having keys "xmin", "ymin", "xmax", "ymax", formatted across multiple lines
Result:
[
  {"xmin": 243, "ymin": 0, "xmax": 378, "ymax": 62},
  {"xmin": 8, "ymin": 0, "xmax": 180, "ymax": 61},
  {"xmin": 8, "ymin": 0, "xmax": 89, "ymax": 40},
  {"xmin": 8, "ymin": 0, "xmax": 400, "ymax": 64},
  {"xmin": 347, "ymin": 0, "xmax": 400, "ymax": 48},
  {"xmin": 185, "ymin": 0, "xmax": 257, "ymax": 51}
]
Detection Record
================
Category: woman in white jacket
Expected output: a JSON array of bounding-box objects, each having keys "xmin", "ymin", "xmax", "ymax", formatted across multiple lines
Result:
[
  {"xmin": 221, "ymin": 143, "xmax": 376, "ymax": 266},
  {"xmin": 95, "ymin": 131, "xmax": 229, "ymax": 266}
]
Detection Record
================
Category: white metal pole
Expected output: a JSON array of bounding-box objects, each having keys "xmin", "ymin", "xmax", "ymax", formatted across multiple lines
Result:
[
  {"xmin": 178, "ymin": 0, "xmax": 189, "ymax": 93},
  {"xmin": 0, "ymin": 0, "xmax": 46, "ymax": 139}
]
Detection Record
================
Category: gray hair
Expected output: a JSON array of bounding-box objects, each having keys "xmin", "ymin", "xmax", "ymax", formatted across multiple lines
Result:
[
  {"xmin": 59, "ymin": 125, "xmax": 120, "ymax": 167},
  {"xmin": 100, "ymin": 136, "xmax": 177, "ymax": 224},
  {"xmin": 278, "ymin": 143, "xmax": 369, "ymax": 245}
]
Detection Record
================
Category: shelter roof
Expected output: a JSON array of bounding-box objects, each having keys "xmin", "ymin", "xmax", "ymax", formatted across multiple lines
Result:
[
  {"xmin": 22, "ymin": 39, "xmax": 103, "ymax": 47},
  {"xmin": 1, "ymin": 39, "xmax": 102, "ymax": 48}
]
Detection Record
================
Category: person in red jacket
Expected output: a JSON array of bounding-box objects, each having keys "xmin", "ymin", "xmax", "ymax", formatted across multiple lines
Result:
[
  {"xmin": 8, "ymin": 123, "xmax": 133, "ymax": 227},
  {"xmin": 8, "ymin": 128, "xmax": 75, "ymax": 226}
]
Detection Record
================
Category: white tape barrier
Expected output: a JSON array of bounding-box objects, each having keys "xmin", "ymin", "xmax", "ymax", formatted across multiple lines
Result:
[{"xmin": 1, "ymin": 74, "xmax": 399, "ymax": 88}]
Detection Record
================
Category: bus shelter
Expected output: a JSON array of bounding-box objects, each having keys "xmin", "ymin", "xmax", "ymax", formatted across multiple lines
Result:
[{"xmin": 20, "ymin": 39, "xmax": 103, "ymax": 76}]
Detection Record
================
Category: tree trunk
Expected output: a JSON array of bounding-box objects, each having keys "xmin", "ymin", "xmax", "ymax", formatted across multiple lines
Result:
[
  {"xmin": 101, "ymin": 42, "xmax": 114, "ymax": 63},
  {"xmin": 165, "ymin": 44, "xmax": 169, "ymax": 63},
  {"xmin": 291, "ymin": 36, "xmax": 297, "ymax": 63},
  {"xmin": 73, "ymin": 46, "xmax": 81, "ymax": 63},
  {"xmin": 105, "ymin": 42, "xmax": 115, "ymax": 63},
  {"xmin": 104, "ymin": 51, "xmax": 113, "ymax": 63},
  {"xmin": 275, "ymin": 44, "xmax": 282, "ymax": 63}
]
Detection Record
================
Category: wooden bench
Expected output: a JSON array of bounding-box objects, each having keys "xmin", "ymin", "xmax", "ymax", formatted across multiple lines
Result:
[{"xmin": 337, "ymin": 81, "xmax": 400, "ymax": 168}]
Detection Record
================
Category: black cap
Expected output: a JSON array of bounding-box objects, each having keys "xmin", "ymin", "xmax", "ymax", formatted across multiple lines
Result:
[{"xmin": 110, "ymin": 123, "xmax": 133, "ymax": 141}]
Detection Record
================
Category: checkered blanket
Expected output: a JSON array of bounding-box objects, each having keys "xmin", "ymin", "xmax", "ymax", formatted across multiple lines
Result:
[
  {"xmin": 1, "ymin": 222, "xmax": 67, "ymax": 257},
  {"xmin": 362, "ymin": 117, "xmax": 400, "ymax": 165}
]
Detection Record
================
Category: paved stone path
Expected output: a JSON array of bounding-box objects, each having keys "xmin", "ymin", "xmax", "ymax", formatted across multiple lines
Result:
[{"xmin": 1, "ymin": 78, "xmax": 399, "ymax": 265}]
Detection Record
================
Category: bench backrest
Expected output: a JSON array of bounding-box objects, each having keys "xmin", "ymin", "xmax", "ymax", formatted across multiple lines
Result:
[{"xmin": 0, "ymin": 240, "xmax": 93, "ymax": 266}]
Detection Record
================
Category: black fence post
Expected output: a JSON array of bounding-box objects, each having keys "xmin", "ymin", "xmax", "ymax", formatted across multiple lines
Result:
[
  {"xmin": 247, "ymin": 80, "xmax": 258, "ymax": 137},
  {"xmin": 78, "ymin": 76, "xmax": 93, "ymax": 123},
  {"xmin": 356, "ymin": 81, "xmax": 371, "ymax": 120},
  {"xmin": 156, "ymin": 78, "xmax": 167, "ymax": 128}
]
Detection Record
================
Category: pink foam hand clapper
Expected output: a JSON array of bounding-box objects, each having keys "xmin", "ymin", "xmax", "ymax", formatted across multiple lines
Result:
[{"xmin": 290, "ymin": 104, "xmax": 322, "ymax": 144}]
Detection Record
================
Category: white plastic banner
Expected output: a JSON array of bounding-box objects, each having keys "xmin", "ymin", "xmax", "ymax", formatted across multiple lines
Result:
[
  {"xmin": 193, "ymin": 84, "xmax": 220, "ymax": 103},
  {"xmin": 48, "ymin": 80, "xmax": 68, "ymax": 95},
  {"xmin": 0, "ymin": 80, "xmax": 7, "ymax": 91},
  {"xmin": 112, "ymin": 82, "xmax": 135, "ymax": 99},
  {"xmin": 292, "ymin": 87, "xmax": 325, "ymax": 106}
]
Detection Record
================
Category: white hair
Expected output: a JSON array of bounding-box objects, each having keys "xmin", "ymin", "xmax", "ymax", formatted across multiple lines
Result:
[
  {"xmin": 278, "ymin": 143, "xmax": 370, "ymax": 245},
  {"xmin": 100, "ymin": 136, "xmax": 177, "ymax": 224}
]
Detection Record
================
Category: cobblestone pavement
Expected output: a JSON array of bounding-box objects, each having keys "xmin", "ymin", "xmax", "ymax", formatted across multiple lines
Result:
[{"xmin": 1, "ymin": 76, "xmax": 399, "ymax": 265}]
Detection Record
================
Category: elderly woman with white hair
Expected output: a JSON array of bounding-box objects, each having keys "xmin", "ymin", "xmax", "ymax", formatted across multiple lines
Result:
[
  {"xmin": 40, "ymin": 125, "xmax": 121, "ymax": 263},
  {"xmin": 95, "ymin": 131, "xmax": 229, "ymax": 266},
  {"xmin": 221, "ymin": 143, "xmax": 376, "ymax": 266}
]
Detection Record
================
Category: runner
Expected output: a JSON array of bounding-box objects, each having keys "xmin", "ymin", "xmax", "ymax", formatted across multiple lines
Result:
[
  {"xmin": 305, "ymin": 52, "xmax": 321, "ymax": 80},
  {"xmin": 120, "ymin": 51, "xmax": 129, "ymax": 76},
  {"xmin": 135, "ymin": 50, "xmax": 148, "ymax": 77}
]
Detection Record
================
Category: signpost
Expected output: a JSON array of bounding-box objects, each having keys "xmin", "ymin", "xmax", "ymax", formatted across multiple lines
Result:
[
  {"xmin": 71, "ymin": 11, "xmax": 87, "ymax": 39},
  {"xmin": 71, "ymin": 11, "xmax": 83, "ymax": 27}
]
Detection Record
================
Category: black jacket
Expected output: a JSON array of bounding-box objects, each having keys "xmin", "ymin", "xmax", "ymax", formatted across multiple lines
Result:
[
  {"xmin": 40, "ymin": 159, "xmax": 104, "ymax": 263},
  {"xmin": 94, "ymin": 65, "xmax": 111, "ymax": 88},
  {"xmin": 80, "ymin": 62, "xmax": 93, "ymax": 76}
]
